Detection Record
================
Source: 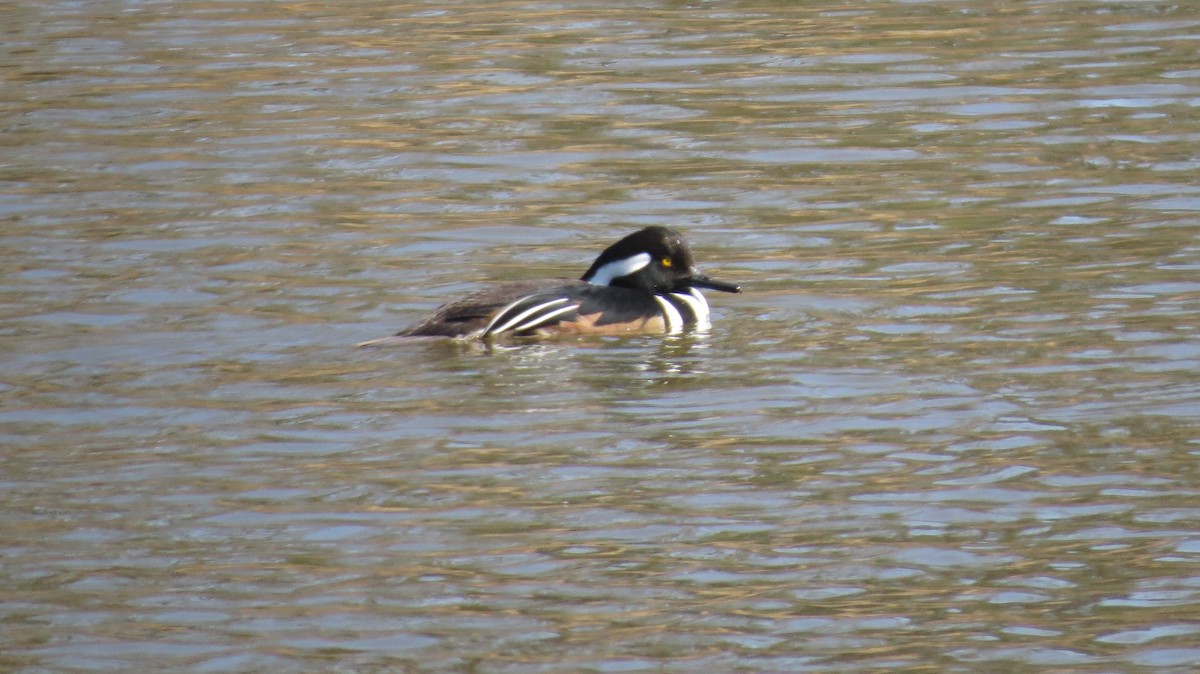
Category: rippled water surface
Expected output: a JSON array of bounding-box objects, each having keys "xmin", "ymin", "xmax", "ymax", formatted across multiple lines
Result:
[{"xmin": 3, "ymin": 0, "xmax": 1200, "ymax": 671}]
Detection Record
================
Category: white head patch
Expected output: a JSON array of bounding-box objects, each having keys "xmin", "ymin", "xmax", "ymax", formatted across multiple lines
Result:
[{"xmin": 584, "ymin": 252, "xmax": 651, "ymax": 286}]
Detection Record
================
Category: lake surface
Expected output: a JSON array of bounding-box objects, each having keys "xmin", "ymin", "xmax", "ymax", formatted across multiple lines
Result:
[{"xmin": 3, "ymin": 0, "xmax": 1199, "ymax": 671}]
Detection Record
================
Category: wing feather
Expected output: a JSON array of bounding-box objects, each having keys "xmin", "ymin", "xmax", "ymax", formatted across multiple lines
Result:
[{"xmin": 482, "ymin": 296, "xmax": 579, "ymax": 337}]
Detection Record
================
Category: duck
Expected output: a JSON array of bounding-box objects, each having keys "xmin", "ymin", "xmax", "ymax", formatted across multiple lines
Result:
[{"xmin": 361, "ymin": 225, "xmax": 740, "ymax": 343}]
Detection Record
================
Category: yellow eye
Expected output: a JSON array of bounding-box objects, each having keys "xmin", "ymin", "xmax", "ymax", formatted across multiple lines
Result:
[{"xmin": 660, "ymin": 257, "xmax": 672, "ymax": 267}]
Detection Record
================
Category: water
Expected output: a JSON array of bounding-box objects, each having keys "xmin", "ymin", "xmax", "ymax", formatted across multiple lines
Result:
[{"xmin": 3, "ymin": 0, "xmax": 1199, "ymax": 671}]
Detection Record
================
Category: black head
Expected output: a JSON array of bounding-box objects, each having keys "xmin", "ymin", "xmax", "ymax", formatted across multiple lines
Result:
[{"xmin": 581, "ymin": 226, "xmax": 741, "ymax": 295}]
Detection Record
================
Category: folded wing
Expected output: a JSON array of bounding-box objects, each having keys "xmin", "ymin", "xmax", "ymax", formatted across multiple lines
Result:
[{"xmin": 482, "ymin": 295, "xmax": 582, "ymax": 337}]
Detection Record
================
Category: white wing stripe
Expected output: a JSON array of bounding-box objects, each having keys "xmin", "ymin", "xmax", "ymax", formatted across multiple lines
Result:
[
  {"xmin": 510, "ymin": 303, "xmax": 580, "ymax": 333},
  {"xmin": 484, "ymin": 297, "xmax": 572, "ymax": 336}
]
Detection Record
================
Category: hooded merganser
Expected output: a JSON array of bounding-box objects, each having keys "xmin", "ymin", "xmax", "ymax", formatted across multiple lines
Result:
[{"xmin": 363, "ymin": 226, "xmax": 741, "ymax": 343}]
